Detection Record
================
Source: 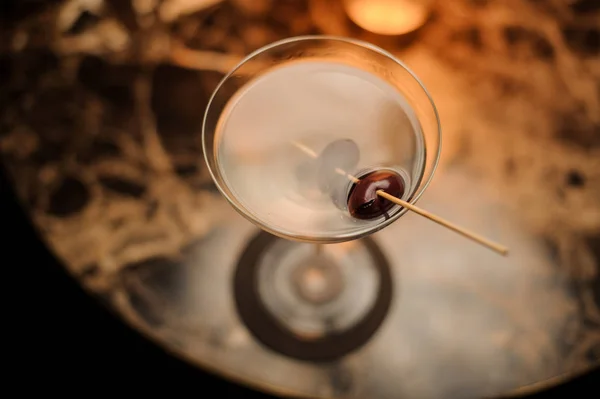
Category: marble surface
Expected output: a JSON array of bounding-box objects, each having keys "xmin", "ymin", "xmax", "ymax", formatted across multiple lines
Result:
[{"xmin": 1, "ymin": 0, "xmax": 599, "ymax": 398}]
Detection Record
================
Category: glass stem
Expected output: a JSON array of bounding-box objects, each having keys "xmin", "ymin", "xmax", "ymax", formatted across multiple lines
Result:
[{"xmin": 315, "ymin": 244, "xmax": 324, "ymax": 257}]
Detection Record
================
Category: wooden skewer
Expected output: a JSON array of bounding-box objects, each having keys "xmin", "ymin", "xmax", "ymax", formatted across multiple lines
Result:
[
  {"xmin": 291, "ymin": 141, "xmax": 509, "ymax": 256},
  {"xmin": 292, "ymin": 141, "xmax": 360, "ymax": 183},
  {"xmin": 376, "ymin": 191, "xmax": 509, "ymax": 256}
]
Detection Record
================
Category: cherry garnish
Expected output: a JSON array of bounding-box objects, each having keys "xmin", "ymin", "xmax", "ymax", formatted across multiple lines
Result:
[{"xmin": 347, "ymin": 170, "xmax": 405, "ymax": 220}]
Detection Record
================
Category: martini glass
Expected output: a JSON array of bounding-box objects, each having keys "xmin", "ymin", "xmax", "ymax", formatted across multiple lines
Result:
[{"xmin": 203, "ymin": 36, "xmax": 441, "ymax": 361}]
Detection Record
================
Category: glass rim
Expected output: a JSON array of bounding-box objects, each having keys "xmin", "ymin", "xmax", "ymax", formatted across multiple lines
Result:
[{"xmin": 202, "ymin": 35, "xmax": 442, "ymax": 243}]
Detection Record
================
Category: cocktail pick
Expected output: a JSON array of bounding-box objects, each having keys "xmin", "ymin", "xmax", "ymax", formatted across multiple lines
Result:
[{"xmin": 292, "ymin": 141, "xmax": 509, "ymax": 256}]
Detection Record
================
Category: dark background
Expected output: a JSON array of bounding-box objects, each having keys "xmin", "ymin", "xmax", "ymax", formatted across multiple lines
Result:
[{"xmin": 2, "ymin": 0, "xmax": 599, "ymax": 397}]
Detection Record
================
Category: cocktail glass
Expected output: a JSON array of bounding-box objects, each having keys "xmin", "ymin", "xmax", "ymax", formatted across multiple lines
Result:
[{"xmin": 202, "ymin": 36, "xmax": 441, "ymax": 361}]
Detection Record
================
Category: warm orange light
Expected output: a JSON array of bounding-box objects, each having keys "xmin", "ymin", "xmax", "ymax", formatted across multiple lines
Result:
[{"xmin": 344, "ymin": 0, "xmax": 430, "ymax": 36}]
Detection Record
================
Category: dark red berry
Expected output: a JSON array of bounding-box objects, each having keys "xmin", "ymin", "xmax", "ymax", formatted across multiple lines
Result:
[{"xmin": 347, "ymin": 170, "xmax": 405, "ymax": 220}]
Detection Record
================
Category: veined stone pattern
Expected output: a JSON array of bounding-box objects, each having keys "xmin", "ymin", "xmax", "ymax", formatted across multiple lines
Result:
[{"xmin": 0, "ymin": 1, "xmax": 598, "ymax": 398}]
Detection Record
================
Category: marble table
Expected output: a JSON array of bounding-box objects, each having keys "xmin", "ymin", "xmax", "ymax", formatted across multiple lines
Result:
[{"xmin": 1, "ymin": 1, "xmax": 598, "ymax": 398}]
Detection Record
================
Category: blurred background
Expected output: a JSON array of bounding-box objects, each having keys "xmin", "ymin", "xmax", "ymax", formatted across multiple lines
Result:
[{"xmin": 1, "ymin": 0, "xmax": 599, "ymax": 397}]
